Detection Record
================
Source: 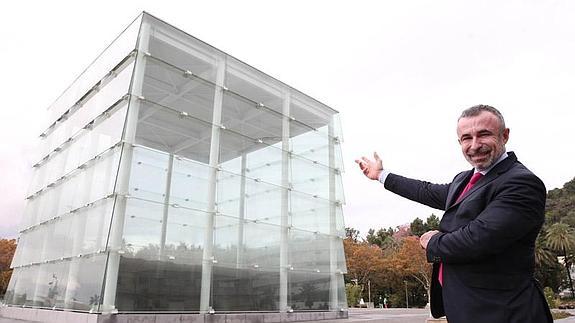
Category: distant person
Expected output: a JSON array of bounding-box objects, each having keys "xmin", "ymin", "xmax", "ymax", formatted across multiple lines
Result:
[{"xmin": 356, "ymin": 105, "xmax": 552, "ymax": 322}]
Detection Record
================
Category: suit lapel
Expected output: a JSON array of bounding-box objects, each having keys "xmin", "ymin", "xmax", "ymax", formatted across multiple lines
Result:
[
  {"xmin": 446, "ymin": 170, "xmax": 473, "ymax": 208},
  {"xmin": 446, "ymin": 152, "xmax": 518, "ymax": 209}
]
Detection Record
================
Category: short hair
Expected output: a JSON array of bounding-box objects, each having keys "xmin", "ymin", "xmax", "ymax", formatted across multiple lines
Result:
[{"xmin": 459, "ymin": 104, "xmax": 506, "ymax": 132}]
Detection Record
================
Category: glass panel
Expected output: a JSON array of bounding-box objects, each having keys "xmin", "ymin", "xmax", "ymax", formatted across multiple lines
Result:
[
  {"xmin": 290, "ymin": 155, "xmax": 344, "ymax": 203},
  {"xmin": 63, "ymin": 254, "xmax": 107, "ymax": 311},
  {"xmin": 336, "ymin": 274, "xmax": 348, "ymax": 309},
  {"xmin": 72, "ymin": 197, "xmax": 115, "ymax": 256},
  {"xmin": 225, "ymin": 56, "xmax": 284, "ymax": 116},
  {"xmin": 216, "ymin": 170, "xmax": 242, "ymax": 218},
  {"xmin": 3, "ymin": 267, "xmax": 19, "ymax": 304},
  {"xmin": 129, "ymin": 147, "xmax": 169, "ymax": 203},
  {"xmin": 245, "ymin": 145, "xmax": 284, "ymax": 187},
  {"xmin": 288, "ymin": 271, "xmax": 330, "ymax": 311},
  {"xmin": 122, "ymin": 198, "xmax": 164, "ymax": 259},
  {"xmin": 12, "ymin": 266, "xmax": 39, "ymax": 306},
  {"xmin": 141, "ymin": 57, "xmax": 215, "ymax": 125},
  {"xmin": 243, "ymin": 222, "xmax": 280, "ymax": 269},
  {"xmin": 31, "ymin": 262, "xmax": 70, "ymax": 308},
  {"xmin": 170, "ymin": 157, "xmax": 210, "ymax": 211},
  {"xmin": 163, "ymin": 206, "xmax": 208, "ymax": 265},
  {"xmin": 116, "ymin": 254, "xmax": 202, "ymax": 311},
  {"xmin": 62, "ymin": 103, "xmax": 127, "ymax": 178},
  {"xmin": 290, "ymin": 192, "xmax": 331, "ymax": 235},
  {"xmin": 44, "ymin": 216, "xmax": 74, "ymax": 262},
  {"xmin": 30, "ymin": 104, "xmax": 127, "ymax": 196},
  {"xmin": 145, "ymin": 14, "xmax": 219, "ymax": 84},
  {"xmin": 218, "ymin": 129, "xmax": 269, "ymax": 173},
  {"xmin": 20, "ymin": 196, "xmax": 40, "ymax": 231},
  {"xmin": 213, "ymin": 214, "xmax": 240, "ymax": 267},
  {"xmin": 289, "ymin": 229, "xmax": 330, "ymax": 272},
  {"xmin": 39, "ymin": 62, "xmax": 133, "ymax": 161},
  {"xmin": 244, "ymin": 177, "xmax": 283, "ymax": 225},
  {"xmin": 211, "ymin": 265, "xmax": 279, "ymax": 311},
  {"xmin": 45, "ymin": 15, "xmax": 141, "ymax": 128},
  {"xmin": 221, "ymin": 91, "xmax": 283, "ymax": 146},
  {"xmin": 135, "ymin": 101, "xmax": 212, "ymax": 163}
]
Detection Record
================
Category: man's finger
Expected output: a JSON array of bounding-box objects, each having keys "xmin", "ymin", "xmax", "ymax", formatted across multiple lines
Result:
[{"xmin": 374, "ymin": 152, "xmax": 381, "ymax": 161}]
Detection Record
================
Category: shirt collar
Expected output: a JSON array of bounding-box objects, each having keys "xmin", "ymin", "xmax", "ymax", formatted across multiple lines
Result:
[{"xmin": 476, "ymin": 150, "xmax": 508, "ymax": 175}]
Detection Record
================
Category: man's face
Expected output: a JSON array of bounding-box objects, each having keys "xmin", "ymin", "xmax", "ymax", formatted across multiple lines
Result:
[{"xmin": 457, "ymin": 111, "xmax": 510, "ymax": 171}]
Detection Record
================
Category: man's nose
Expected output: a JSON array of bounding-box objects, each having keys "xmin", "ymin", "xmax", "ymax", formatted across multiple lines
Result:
[{"xmin": 470, "ymin": 137, "xmax": 482, "ymax": 150}]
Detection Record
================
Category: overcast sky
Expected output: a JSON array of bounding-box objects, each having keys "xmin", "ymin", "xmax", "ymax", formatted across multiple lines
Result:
[{"xmin": 1, "ymin": 0, "xmax": 575, "ymax": 239}]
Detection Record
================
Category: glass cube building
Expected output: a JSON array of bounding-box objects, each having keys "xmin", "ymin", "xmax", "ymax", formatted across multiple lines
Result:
[{"xmin": 4, "ymin": 12, "xmax": 347, "ymax": 314}]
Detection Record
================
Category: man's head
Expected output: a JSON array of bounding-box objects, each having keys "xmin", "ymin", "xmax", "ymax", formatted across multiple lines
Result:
[{"xmin": 457, "ymin": 105, "xmax": 510, "ymax": 171}]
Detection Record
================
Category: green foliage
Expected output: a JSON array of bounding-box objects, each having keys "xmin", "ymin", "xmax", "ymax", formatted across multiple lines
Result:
[
  {"xmin": 410, "ymin": 218, "xmax": 426, "ymax": 237},
  {"xmin": 345, "ymin": 227, "xmax": 361, "ymax": 242},
  {"xmin": 535, "ymin": 177, "xmax": 575, "ymax": 294},
  {"xmin": 425, "ymin": 214, "xmax": 440, "ymax": 231},
  {"xmin": 410, "ymin": 214, "xmax": 440, "ymax": 237},
  {"xmin": 345, "ymin": 283, "xmax": 362, "ymax": 307},
  {"xmin": 544, "ymin": 286, "xmax": 557, "ymax": 308},
  {"xmin": 366, "ymin": 227, "xmax": 395, "ymax": 248}
]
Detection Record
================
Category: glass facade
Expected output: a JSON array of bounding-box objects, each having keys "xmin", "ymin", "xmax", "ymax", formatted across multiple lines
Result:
[{"xmin": 5, "ymin": 12, "xmax": 347, "ymax": 314}]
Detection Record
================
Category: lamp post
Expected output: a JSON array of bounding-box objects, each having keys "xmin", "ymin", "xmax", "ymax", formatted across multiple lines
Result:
[
  {"xmin": 404, "ymin": 281, "xmax": 409, "ymax": 308},
  {"xmin": 368, "ymin": 280, "xmax": 371, "ymax": 307}
]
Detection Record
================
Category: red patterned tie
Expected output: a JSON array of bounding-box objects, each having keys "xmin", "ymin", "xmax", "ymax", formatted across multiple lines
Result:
[{"xmin": 439, "ymin": 172, "xmax": 483, "ymax": 286}]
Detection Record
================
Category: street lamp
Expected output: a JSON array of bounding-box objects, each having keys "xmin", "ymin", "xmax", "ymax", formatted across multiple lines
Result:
[
  {"xmin": 368, "ymin": 280, "xmax": 371, "ymax": 306},
  {"xmin": 404, "ymin": 281, "xmax": 409, "ymax": 308}
]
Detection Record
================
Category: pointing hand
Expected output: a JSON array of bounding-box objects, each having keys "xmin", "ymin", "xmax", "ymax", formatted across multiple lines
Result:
[{"xmin": 355, "ymin": 152, "xmax": 384, "ymax": 180}]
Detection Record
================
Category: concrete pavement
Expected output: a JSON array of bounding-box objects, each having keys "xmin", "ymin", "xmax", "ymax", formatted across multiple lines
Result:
[{"xmin": 0, "ymin": 308, "xmax": 431, "ymax": 323}]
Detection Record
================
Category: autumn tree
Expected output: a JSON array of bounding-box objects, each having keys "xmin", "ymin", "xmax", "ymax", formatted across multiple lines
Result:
[
  {"xmin": 0, "ymin": 239, "xmax": 17, "ymax": 295},
  {"xmin": 344, "ymin": 238, "xmax": 385, "ymax": 287},
  {"xmin": 387, "ymin": 236, "xmax": 432, "ymax": 305}
]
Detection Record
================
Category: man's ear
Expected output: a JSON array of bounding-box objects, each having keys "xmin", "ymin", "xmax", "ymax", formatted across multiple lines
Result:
[{"xmin": 502, "ymin": 128, "xmax": 510, "ymax": 144}]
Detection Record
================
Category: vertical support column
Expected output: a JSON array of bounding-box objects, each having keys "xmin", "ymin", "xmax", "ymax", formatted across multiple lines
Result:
[
  {"xmin": 101, "ymin": 19, "xmax": 151, "ymax": 313},
  {"xmin": 199, "ymin": 56, "xmax": 226, "ymax": 313},
  {"xmin": 236, "ymin": 153, "xmax": 247, "ymax": 269},
  {"xmin": 328, "ymin": 117, "xmax": 339, "ymax": 310},
  {"xmin": 159, "ymin": 154, "xmax": 175, "ymax": 260},
  {"xmin": 279, "ymin": 92, "xmax": 291, "ymax": 312}
]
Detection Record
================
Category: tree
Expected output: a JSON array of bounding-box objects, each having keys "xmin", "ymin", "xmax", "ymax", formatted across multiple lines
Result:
[
  {"xmin": 345, "ymin": 283, "xmax": 362, "ymax": 307},
  {"xmin": 344, "ymin": 239, "xmax": 385, "ymax": 287},
  {"xmin": 425, "ymin": 214, "xmax": 440, "ymax": 231},
  {"xmin": 366, "ymin": 227, "xmax": 396, "ymax": 249},
  {"xmin": 0, "ymin": 239, "xmax": 17, "ymax": 295},
  {"xmin": 546, "ymin": 222, "xmax": 575, "ymax": 298},
  {"xmin": 410, "ymin": 218, "xmax": 426, "ymax": 237},
  {"xmin": 387, "ymin": 236, "xmax": 432, "ymax": 305},
  {"xmin": 345, "ymin": 227, "xmax": 361, "ymax": 242}
]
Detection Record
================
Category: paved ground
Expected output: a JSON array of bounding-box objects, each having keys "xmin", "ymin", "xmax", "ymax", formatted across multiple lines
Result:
[
  {"xmin": 0, "ymin": 308, "xmax": 430, "ymax": 323},
  {"xmin": 4, "ymin": 307, "xmax": 574, "ymax": 322}
]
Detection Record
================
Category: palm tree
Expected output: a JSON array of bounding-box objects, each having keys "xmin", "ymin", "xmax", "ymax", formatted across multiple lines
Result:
[
  {"xmin": 535, "ymin": 234, "xmax": 555, "ymax": 267},
  {"xmin": 546, "ymin": 223, "xmax": 575, "ymax": 298}
]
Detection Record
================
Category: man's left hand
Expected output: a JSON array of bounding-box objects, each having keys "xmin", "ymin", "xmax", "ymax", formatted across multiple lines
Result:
[{"xmin": 420, "ymin": 230, "xmax": 439, "ymax": 249}]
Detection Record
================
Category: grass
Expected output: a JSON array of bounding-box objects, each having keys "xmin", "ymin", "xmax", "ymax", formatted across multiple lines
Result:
[{"xmin": 552, "ymin": 310, "xmax": 573, "ymax": 320}]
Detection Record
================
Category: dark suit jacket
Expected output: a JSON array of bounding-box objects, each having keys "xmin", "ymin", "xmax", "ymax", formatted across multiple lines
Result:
[{"xmin": 384, "ymin": 152, "xmax": 552, "ymax": 323}]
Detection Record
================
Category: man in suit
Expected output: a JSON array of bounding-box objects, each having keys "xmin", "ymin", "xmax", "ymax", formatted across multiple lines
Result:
[{"xmin": 356, "ymin": 105, "xmax": 552, "ymax": 323}]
